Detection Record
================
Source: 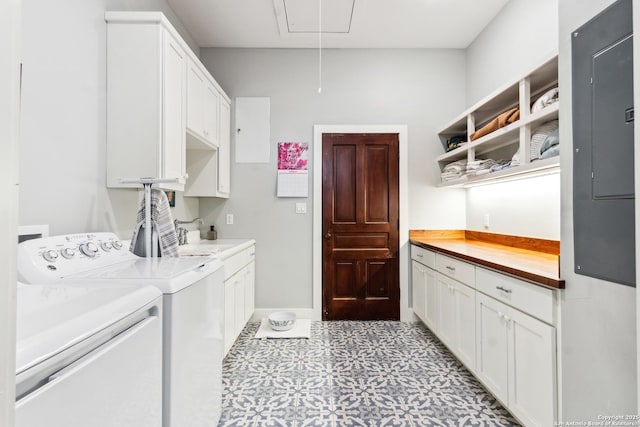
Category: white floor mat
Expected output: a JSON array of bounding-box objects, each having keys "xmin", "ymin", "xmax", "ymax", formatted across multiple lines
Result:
[{"xmin": 253, "ymin": 318, "xmax": 311, "ymax": 339}]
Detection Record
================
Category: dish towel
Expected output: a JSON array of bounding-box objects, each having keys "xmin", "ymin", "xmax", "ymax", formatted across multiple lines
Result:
[{"xmin": 129, "ymin": 189, "xmax": 179, "ymax": 257}]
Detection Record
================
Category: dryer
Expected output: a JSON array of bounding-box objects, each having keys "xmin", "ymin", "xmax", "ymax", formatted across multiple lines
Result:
[{"xmin": 18, "ymin": 232, "xmax": 226, "ymax": 427}]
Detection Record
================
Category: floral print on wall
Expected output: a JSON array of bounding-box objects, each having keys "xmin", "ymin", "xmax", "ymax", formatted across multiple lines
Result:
[{"xmin": 278, "ymin": 142, "xmax": 309, "ymax": 170}]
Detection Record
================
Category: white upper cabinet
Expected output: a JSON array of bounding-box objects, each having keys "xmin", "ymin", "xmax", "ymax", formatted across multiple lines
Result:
[
  {"xmin": 217, "ymin": 99, "xmax": 231, "ymax": 196},
  {"xmin": 186, "ymin": 58, "xmax": 220, "ymax": 148},
  {"xmin": 204, "ymin": 84, "xmax": 220, "ymax": 146},
  {"xmin": 186, "ymin": 61, "xmax": 206, "ymax": 144},
  {"xmin": 106, "ymin": 12, "xmax": 232, "ymax": 197},
  {"xmin": 106, "ymin": 12, "xmax": 187, "ymax": 191}
]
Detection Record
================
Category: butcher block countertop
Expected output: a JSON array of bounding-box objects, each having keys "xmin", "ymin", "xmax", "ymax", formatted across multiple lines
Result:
[{"xmin": 410, "ymin": 230, "xmax": 564, "ymax": 289}]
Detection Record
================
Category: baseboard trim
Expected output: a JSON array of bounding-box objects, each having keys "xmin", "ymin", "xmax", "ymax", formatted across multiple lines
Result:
[
  {"xmin": 251, "ymin": 309, "xmax": 420, "ymax": 323},
  {"xmin": 250, "ymin": 308, "xmax": 319, "ymax": 322}
]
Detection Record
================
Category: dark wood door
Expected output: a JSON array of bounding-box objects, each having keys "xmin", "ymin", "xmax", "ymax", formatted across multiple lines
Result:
[{"xmin": 322, "ymin": 133, "xmax": 400, "ymax": 320}]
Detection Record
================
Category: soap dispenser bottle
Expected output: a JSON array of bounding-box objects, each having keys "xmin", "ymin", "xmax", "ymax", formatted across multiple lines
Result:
[{"xmin": 207, "ymin": 225, "xmax": 217, "ymax": 240}]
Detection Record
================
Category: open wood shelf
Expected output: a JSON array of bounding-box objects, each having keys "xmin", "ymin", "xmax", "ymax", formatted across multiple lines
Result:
[{"xmin": 436, "ymin": 52, "xmax": 559, "ymax": 186}]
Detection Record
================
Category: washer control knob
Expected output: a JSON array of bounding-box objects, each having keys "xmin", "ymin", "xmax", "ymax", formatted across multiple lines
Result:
[
  {"xmin": 42, "ymin": 250, "xmax": 59, "ymax": 263},
  {"xmin": 79, "ymin": 242, "xmax": 99, "ymax": 257},
  {"xmin": 60, "ymin": 247, "xmax": 76, "ymax": 259},
  {"xmin": 100, "ymin": 241, "xmax": 113, "ymax": 252},
  {"xmin": 112, "ymin": 240, "xmax": 123, "ymax": 250}
]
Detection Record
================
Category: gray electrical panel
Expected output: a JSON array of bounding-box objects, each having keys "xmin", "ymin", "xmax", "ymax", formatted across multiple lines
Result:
[{"xmin": 572, "ymin": 0, "xmax": 635, "ymax": 286}]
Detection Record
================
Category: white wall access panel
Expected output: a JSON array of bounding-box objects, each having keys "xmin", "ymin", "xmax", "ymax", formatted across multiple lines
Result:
[{"xmin": 235, "ymin": 97, "xmax": 271, "ymax": 163}]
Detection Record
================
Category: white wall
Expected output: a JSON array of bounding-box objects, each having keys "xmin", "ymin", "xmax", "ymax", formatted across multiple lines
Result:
[
  {"xmin": 462, "ymin": 0, "xmax": 561, "ymax": 240},
  {"xmin": 465, "ymin": 0, "xmax": 558, "ymax": 107},
  {"xmin": 559, "ymin": 0, "xmax": 637, "ymax": 421},
  {"xmin": 19, "ymin": 0, "xmax": 200, "ymax": 238},
  {"xmin": 0, "ymin": 0, "xmax": 20, "ymax": 423},
  {"xmin": 465, "ymin": 173, "xmax": 560, "ymax": 239},
  {"xmin": 199, "ymin": 48, "xmax": 467, "ymax": 310}
]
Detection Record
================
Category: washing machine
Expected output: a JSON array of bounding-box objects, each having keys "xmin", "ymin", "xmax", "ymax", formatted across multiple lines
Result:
[
  {"xmin": 15, "ymin": 282, "xmax": 163, "ymax": 427},
  {"xmin": 18, "ymin": 232, "xmax": 226, "ymax": 427}
]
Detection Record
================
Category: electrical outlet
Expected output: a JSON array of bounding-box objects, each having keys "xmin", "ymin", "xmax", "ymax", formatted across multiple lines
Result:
[{"xmin": 226, "ymin": 213, "xmax": 234, "ymax": 225}]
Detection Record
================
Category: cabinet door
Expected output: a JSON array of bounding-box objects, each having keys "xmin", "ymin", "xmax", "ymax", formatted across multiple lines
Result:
[
  {"xmin": 436, "ymin": 273, "xmax": 475, "ymax": 370},
  {"xmin": 162, "ymin": 32, "xmax": 186, "ymax": 187},
  {"xmin": 217, "ymin": 98, "xmax": 231, "ymax": 195},
  {"xmin": 411, "ymin": 261, "xmax": 426, "ymax": 323},
  {"xmin": 244, "ymin": 261, "xmax": 255, "ymax": 324},
  {"xmin": 507, "ymin": 308, "xmax": 556, "ymax": 427},
  {"xmin": 453, "ymin": 279, "xmax": 476, "ymax": 371},
  {"xmin": 436, "ymin": 273, "xmax": 456, "ymax": 349},
  {"xmin": 476, "ymin": 292, "xmax": 509, "ymax": 404},
  {"xmin": 233, "ymin": 273, "xmax": 245, "ymax": 338},
  {"xmin": 424, "ymin": 267, "xmax": 438, "ymax": 332},
  {"xmin": 203, "ymin": 84, "xmax": 219, "ymax": 146},
  {"xmin": 223, "ymin": 278, "xmax": 235, "ymax": 356},
  {"xmin": 186, "ymin": 61, "xmax": 204, "ymax": 140}
]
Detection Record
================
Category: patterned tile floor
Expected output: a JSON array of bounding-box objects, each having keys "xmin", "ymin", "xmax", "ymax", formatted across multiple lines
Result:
[{"xmin": 219, "ymin": 321, "xmax": 520, "ymax": 427}]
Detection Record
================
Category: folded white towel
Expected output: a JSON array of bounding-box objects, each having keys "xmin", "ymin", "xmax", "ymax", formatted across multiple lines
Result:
[{"xmin": 130, "ymin": 189, "xmax": 179, "ymax": 257}]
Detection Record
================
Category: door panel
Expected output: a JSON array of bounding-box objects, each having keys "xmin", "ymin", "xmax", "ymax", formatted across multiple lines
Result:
[
  {"xmin": 333, "ymin": 145, "xmax": 357, "ymax": 222},
  {"xmin": 364, "ymin": 145, "xmax": 390, "ymax": 223},
  {"xmin": 323, "ymin": 133, "xmax": 399, "ymax": 320},
  {"xmin": 334, "ymin": 260, "xmax": 359, "ymax": 299}
]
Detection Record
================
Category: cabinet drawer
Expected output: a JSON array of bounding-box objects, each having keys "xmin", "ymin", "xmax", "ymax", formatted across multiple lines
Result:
[
  {"xmin": 436, "ymin": 254, "xmax": 475, "ymax": 287},
  {"xmin": 223, "ymin": 246, "xmax": 254, "ymax": 280},
  {"xmin": 476, "ymin": 268, "xmax": 555, "ymax": 325},
  {"xmin": 411, "ymin": 245, "xmax": 435, "ymax": 268}
]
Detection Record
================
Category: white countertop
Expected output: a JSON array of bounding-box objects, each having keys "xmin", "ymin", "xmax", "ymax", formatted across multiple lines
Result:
[{"xmin": 178, "ymin": 232, "xmax": 255, "ymax": 259}]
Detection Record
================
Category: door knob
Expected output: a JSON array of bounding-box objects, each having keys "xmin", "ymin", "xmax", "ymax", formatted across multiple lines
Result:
[{"xmin": 325, "ymin": 232, "xmax": 332, "ymax": 239}]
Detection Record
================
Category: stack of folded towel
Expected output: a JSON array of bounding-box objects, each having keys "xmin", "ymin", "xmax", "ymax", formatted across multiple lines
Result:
[
  {"xmin": 466, "ymin": 159, "xmax": 497, "ymax": 176},
  {"xmin": 441, "ymin": 160, "xmax": 467, "ymax": 182},
  {"xmin": 530, "ymin": 120, "xmax": 559, "ymax": 161}
]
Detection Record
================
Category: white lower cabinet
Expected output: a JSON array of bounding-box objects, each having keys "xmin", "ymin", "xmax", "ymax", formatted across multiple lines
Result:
[
  {"xmin": 476, "ymin": 292, "xmax": 510, "ymax": 403},
  {"xmin": 436, "ymin": 272, "xmax": 476, "ymax": 371},
  {"xmin": 223, "ymin": 244, "xmax": 256, "ymax": 356},
  {"xmin": 411, "ymin": 260, "xmax": 426, "ymax": 323},
  {"xmin": 411, "ymin": 247, "xmax": 438, "ymax": 331},
  {"xmin": 507, "ymin": 304, "xmax": 556, "ymax": 427},
  {"xmin": 244, "ymin": 260, "xmax": 255, "ymax": 324},
  {"xmin": 476, "ymin": 292, "xmax": 556, "ymax": 427},
  {"xmin": 411, "ymin": 244, "xmax": 557, "ymax": 427}
]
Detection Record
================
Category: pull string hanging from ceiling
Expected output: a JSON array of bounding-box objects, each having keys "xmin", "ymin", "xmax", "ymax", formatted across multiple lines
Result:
[{"xmin": 318, "ymin": 0, "xmax": 322, "ymax": 94}]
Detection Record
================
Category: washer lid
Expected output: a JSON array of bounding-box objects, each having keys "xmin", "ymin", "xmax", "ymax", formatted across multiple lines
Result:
[
  {"xmin": 64, "ymin": 257, "xmax": 225, "ymax": 294},
  {"xmin": 16, "ymin": 283, "xmax": 161, "ymax": 375}
]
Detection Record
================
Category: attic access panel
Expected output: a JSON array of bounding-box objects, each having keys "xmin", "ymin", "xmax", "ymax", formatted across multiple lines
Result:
[
  {"xmin": 274, "ymin": 0, "xmax": 355, "ymax": 34},
  {"xmin": 572, "ymin": 0, "xmax": 635, "ymax": 287}
]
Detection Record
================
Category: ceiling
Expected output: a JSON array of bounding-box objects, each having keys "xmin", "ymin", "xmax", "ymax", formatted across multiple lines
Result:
[{"xmin": 165, "ymin": 0, "xmax": 511, "ymax": 49}]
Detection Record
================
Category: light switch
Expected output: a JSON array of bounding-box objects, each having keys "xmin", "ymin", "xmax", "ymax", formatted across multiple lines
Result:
[
  {"xmin": 483, "ymin": 214, "xmax": 490, "ymax": 228},
  {"xmin": 295, "ymin": 203, "xmax": 307, "ymax": 214},
  {"xmin": 226, "ymin": 213, "xmax": 234, "ymax": 225}
]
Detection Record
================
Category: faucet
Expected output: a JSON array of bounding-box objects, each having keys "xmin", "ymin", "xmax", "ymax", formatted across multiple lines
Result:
[{"xmin": 174, "ymin": 218, "xmax": 204, "ymax": 245}]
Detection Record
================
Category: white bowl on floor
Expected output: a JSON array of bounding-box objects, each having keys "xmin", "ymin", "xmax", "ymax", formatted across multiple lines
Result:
[{"xmin": 268, "ymin": 311, "xmax": 296, "ymax": 331}]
